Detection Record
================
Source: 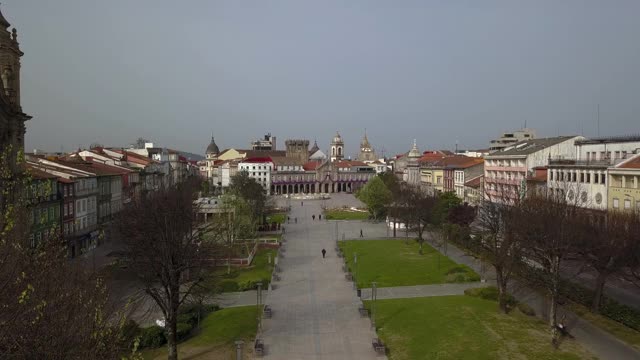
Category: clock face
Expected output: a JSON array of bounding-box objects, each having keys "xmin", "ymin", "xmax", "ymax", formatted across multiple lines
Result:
[{"xmin": 595, "ymin": 193, "xmax": 602, "ymax": 204}]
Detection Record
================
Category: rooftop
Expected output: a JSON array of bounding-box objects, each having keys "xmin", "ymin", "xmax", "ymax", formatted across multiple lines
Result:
[
  {"xmin": 575, "ymin": 134, "xmax": 640, "ymax": 145},
  {"xmin": 487, "ymin": 136, "xmax": 578, "ymax": 157},
  {"xmin": 616, "ymin": 154, "xmax": 640, "ymax": 169}
]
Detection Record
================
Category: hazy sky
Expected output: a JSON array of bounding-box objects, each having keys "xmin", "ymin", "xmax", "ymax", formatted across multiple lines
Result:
[{"xmin": 6, "ymin": 0, "xmax": 640, "ymax": 157}]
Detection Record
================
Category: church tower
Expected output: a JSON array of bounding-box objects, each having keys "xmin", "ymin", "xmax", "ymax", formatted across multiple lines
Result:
[
  {"xmin": 407, "ymin": 139, "xmax": 421, "ymax": 185},
  {"xmin": 330, "ymin": 131, "xmax": 344, "ymax": 162},
  {"xmin": 358, "ymin": 130, "xmax": 376, "ymax": 162},
  {"xmin": 0, "ymin": 6, "xmax": 31, "ymax": 163},
  {"xmin": 205, "ymin": 135, "xmax": 220, "ymax": 180}
]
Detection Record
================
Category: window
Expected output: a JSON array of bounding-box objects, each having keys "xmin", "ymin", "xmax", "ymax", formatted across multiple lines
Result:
[
  {"xmin": 580, "ymin": 173, "xmax": 584, "ymax": 183},
  {"xmin": 624, "ymin": 199, "xmax": 631, "ymax": 209},
  {"xmin": 594, "ymin": 173, "xmax": 599, "ymax": 184},
  {"xmin": 49, "ymin": 207, "xmax": 54, "ymax": 221},
  {"xmin": 613, "ymin": 198, "xmax": 619, "ymax": 208},
  {"xmin": 586, "ymin": 173, "xmax": 591, "ymax": 183},
  {"xmin": 69, "ymin": 203, "xmax": 74, "ymax": 215},
  {"xmin": 601, "ymin": 174, "xmax": 605, "ymax": 185}
]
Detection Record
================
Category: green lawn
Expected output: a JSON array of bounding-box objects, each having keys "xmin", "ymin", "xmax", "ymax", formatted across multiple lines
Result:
[
  {"xmin": 364, "ymin": 296, "xmax": 596, "ymax": 360},
  {"xmin": 266, "ymin": 213, "xmax": 287, "ymax": 224},
  {"xmin": 325, "ymin": 209, "xmax": 369, "ymax": 220},
  {"xmin": 340, "ymin": 240, "xmax": 479, "ymax": 288},
  {"xmin": 143, "ymin": 305, "xmax": 260, "ymax": 360},
  {"xmin": 208, "ymin": 248, "xmax": 277, "ymax": 292}
]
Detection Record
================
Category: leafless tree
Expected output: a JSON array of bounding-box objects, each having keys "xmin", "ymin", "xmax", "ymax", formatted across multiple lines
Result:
[
  {"xmin": 117, "ymin": 178, "xmax": 218, "ymax": 360},
  {"xmin": 403, "ymin": 184, "xmax": 438, "ymax": 254}
]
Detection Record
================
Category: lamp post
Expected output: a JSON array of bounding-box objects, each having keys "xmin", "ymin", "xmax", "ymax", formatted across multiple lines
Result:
[
  {"xmin": 256, "ymin": 282, "xmax": 263, "ymax": 333},
  {"xmin": 371, "ymin": 281, "xmax": 378, "ymax": 330},
  {"xmin": 234, "ymin": 340, "xmax": 244, "ymax": 360},
  {"xmin": 353, "ymin": 252, "xmax": 358, "ymax": 290}
]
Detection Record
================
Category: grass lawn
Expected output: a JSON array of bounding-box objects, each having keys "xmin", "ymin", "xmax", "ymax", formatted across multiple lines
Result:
[
  {"xmin": 143, "ymin": 305, "xmax": 260, "ymax": 360},
  {"xmin": 266, "ymin": 213, "xmax": 287, "ymax": 224},
  {"xmin": 364, "ymin": 296, "xmax": 596, "ymax": 360},
  {"xmin": 568, "ymin": 302, "xmax": 640, "ymax": 352},
  {"xmin": 208, "ymin": 248, "xmax": 277, "ymax": 292},
  {"xmin": 325, "ymin": 209, "xmax": 369, "ymax": 220},
  {"xmin": 340, "ymin": 240, "xmax": 479, "ymax": 288}
]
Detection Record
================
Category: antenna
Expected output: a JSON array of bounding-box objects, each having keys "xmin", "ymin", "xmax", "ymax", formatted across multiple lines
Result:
[
  {"xmin": 524, "ymin": 119, "xmax": 527, "ymax": 129},
  {"xmin": 597, "ymin": 104, "xmax": 600, "ymax": 137}
]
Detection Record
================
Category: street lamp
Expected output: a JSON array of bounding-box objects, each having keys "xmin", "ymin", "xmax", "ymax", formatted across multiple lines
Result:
[
  {"xmin": 256, "ymin": 282, "xmax": 263, "ymax": 333},
  {"xmin": 353, "ymin": 252, "xmax": 358, "ymax": 290},
  {"xmin": 234, "ymin": 340, "xmax": 244, "ymax": 360},
  {"xmin": 371, "ymin": 281, "xmax": 378, "ymax": 330}
]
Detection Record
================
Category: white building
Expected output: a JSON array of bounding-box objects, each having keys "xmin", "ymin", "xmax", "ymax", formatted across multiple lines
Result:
[
  {"xmin": 575, "ymin": 136, "xmax": 640, "ymax": 162},
  {"xmin": 238, "ymin": 157, "xmax": 274, "ymax": 195},
  {"xmin": 489, "ymin": 128, "xmax": 536, "ymax": 152},
  {"xmin": 547, "ymin": 160, "xmax": 608, "ymax": 210}
]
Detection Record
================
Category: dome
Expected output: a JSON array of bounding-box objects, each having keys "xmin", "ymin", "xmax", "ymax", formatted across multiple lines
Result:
[
  {"xmin": 206, "ymin": 136, "xmax": 219, "ymax": 154},
  {"xmin": 332, "ymin": 131, "xmax": 343, "ymax": 144}
]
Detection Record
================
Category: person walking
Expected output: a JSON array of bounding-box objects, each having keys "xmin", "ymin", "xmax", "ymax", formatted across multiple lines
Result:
[
  {"xmin": 360, "ymin": 229, "xmax": 363, "ymax": 238},
  {"xmin": 295, "ymin": 217, "xmax": 298, "ymax": 224},
  {"xmin": 319, "ymin": 214, "xmax": 322, "ymax": 220},
  {"xmin": 287, "ymin": 216, "xmax": 290, "ymax": 224},
  {"xmin": 312, "ymin": 214, "xmax": 316, "ymax": 221},
  {"xmin": 301, "ymin": 201, "xmax": 304, "ymax": 207},
  {"xmin": 321, "ymin": 248, "xmax": 326, "ymax": 258}
]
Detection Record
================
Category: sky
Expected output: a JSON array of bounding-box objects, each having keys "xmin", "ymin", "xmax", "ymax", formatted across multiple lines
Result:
[{"xmin": 5, "ymin": 0, "xmax": 640, "ymax": 157}]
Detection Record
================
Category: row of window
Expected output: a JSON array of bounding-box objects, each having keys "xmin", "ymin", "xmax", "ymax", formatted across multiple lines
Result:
[
  {"xmin": 486, "ymin": 170, "xmax": 525, "ymax": 181},
  {"xmin": 486, "ymin": 159, "xmax": 525, "ymax": 168},
  {"xmin": 29, "ymin": 227, "xmax": 59, "ymax": 248},
  {"xmin": 612, "ymin": 198, "xmax": 640, "ymax": 211},
  {"xmin": 585, "ymin": 150, "xmax": 629, "ymax": 161},
  {"xmin": 73, "ymin": 214, "xmax": 97, "ymax": 234},
  {"xmin": 75, "ymin": 178, "xmax": 97, "ymax": 192},
  {"xmin": 32, "ymin": 205, "xmax": 60, "ymax": 225},
  {"xmin": 610, "ymin": 175, "xmax": 640, "ymax": 189},
  {"xmin": 75, "ymin": 197, "xmax": 96, "ymax": 214},
  {"xmin": 549, "ymin": 170, "xmax": 606, "ymax": 185}
]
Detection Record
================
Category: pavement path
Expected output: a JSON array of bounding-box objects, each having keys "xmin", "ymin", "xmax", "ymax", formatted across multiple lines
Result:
[
  {"xmin": 359, "ymin": 282, "xmax": 490, "ymax": 301},
  {"xmin": 260, "ymin": 199, "xmax": 385, "ymax": 360}
]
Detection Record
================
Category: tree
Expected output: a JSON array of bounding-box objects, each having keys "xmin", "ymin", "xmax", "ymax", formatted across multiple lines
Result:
[
  {"xmin": 1, "ymin": 148, "xmax": 134, "ymax": 359},
  {"xmin": 475, "ymin": 198, "xmax": 523, "ymax": 313},
  {"xmin": 516, "ymin": 191, "xmax": 581, "ymax": 343},
  {"xmin": 228, "ymin": 171, "xmax": 266, "ymax": 224},
  {"xmin": 117, "ymin": 179, "xmax": 217, "ymax": 360},
  {"xmin": 133, "ymin": 137, "xmax": 150, "ymax": 149},
  {"xmin": 402, "ymin": 184, "xmax": 438, "ymax": 254},
  {"xmin": 215, "ymin": 193, "xmax": 255, "ymax": 274},
  {"xmin": 432, "ymin": 191, "xmax": 462, "ymax": 226},
  {"xmin": 357, "ymin": 176, "xmax": 392, "ymax": 220},
  {"xmin": 575, "ymin": 210, "xmax": 640, "ymax": 313}
]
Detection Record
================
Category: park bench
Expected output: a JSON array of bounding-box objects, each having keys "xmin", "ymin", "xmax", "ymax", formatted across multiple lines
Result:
[
  {"xmin": 254, "ymin": 338, "xmax": 264, "ymax": 357},
  {"xmin": 372, "ymin": 338, "xmax": 385, "ymax": 355},
  {"xmin": 345, "ymin": 273, "xmax": 353, "ymax": 281},
  {"xmin": 358, "ymin": 305, "xmax": 369, "ymax": 317},
  {"xmin": 263, "ymin": 305, "xmax": 272, "ymax": 318}
]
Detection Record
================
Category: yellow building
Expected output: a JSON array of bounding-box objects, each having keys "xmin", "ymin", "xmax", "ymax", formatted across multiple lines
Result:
[{"xmin": 608, "ymin": 154, "xmax": 640, "ymax": 212}]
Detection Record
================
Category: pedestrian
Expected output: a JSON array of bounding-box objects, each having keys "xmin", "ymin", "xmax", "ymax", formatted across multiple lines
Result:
[
  {"xmin": 287, "ymin": 216, "xmax": 290, "ymax": 224},
  {"xmin": 312, "ymin": 214, "xmax": 316, "ymax": 221},
  {"xmin": 301, "ymin": 201, "xmax": 304, "ymax": 206},
  {"xmin": 295, "ymin": 217, "xmax": 297, "ymax": 223},
  {"xmin": 282, "ymin": 226, "xmax": 285, "ymax": 234},
  {"xmin": 321, "ymin": 248, "xmax": 326, "ymax": 258},
  {"xmin": 360, "ymin": 229, "xmax": 363, "ymax": 238},
  {"xmin": 319, "ymin": 214, "xmax": 322, "ymax": 220}
]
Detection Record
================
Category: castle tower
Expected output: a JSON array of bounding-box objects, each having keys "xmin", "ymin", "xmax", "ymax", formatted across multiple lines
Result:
[
  {"xmin": 285, "ymin": 139, "xmax": 310, "ymax": 163},
  {"xmin": 0, "ymin": 6, "xmax": 31, "ymax": 161},
  {"xmin": 330, "ymin": 131, "xmax": 344, "ymax": 162}
]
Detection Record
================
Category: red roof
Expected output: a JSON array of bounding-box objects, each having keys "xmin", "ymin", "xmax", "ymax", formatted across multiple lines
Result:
[
  {"xmin": 619, "ymin": 155, "xmax": 640, "ymax": 169},
  {"xmin": 242, "ymin": 157, "xmax": 273, "ymax": 163},
  {"xmin": 437, "ymin": 156, "xmax": 484, "ymax": 169},
  {"xmin": 464, "ymin": 175, "xmax": 483, "ymax": 188},
  {"xmin": 303, "ymin": 161, "xmax": 321, "ymax": 171}
]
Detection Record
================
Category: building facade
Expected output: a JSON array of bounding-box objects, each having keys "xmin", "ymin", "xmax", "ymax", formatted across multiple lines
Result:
[
  {"xmin": 238, "ymin": 157, "xmax": 273, "ymax": 195},
  {"xmin": 608, "ymin": 154, "xmax": 640, "ymax": 212},
  {"xmin": 357, "ymin": 131, "xmax": 377, "ymax": 162},
  {"xmin": 489, "ymin": 128, "xmax": 536, "ymax": 152}
]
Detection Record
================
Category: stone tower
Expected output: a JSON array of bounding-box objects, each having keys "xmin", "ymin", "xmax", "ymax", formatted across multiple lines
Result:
[
  {"xmin": 0, "ymin": 6, "xmax": 30, "ymax": 163},
  {"xmin": 285, "ymin": 139, "xmax": 310, "ymax": 163},
  {"xmin": 358, "ymin": 130, "xmax": 376, "ymax": 162},
  {"xmin": 330, "ymin": 131, "xmax": 344, "ymax": 162},
  {"xmin": 407, "ymin": 139, "xmax": 421, "ymax": 185}
]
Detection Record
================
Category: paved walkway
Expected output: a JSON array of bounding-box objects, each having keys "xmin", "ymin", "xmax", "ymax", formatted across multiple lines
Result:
[
  {"xmin": 423, "ymin": 234, "xmax": 640, "ymax": 360},
  {"xmin": 260, "ymin": 199, "xmax": 385, "ymax": 360},
  {"xmin": 359, "ymin": 282, "xmax": 490, "ymax": 301}
]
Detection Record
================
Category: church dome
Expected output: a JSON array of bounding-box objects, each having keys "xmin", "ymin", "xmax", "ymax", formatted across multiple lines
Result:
[
  {"xmin": 408, "ymin": 140, "xmax": 421, "ymax": 158},
  {"xmin": 206, "ymin": 136, "xmax": 219, "ymax": 154},
  {"xmin": 332, "ymin": 131, "xmax": 343, "ymax": 144}
]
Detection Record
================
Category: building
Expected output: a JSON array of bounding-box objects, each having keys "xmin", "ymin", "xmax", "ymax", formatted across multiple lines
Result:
[
  {"xmin": 0, "ymin": 7, "xmax": 31, "ymax": 168},
  {"xmin": 489, "ymin": 128, "xmax": 536, "ymax": 152},
  {"xmin": 25, "ymin": 165, "xmax": 62, "ymax": 248},
  {"xmin": 330, "ymin": 132, "xmax": 345, "ymax": 162},
  {"xmin": 608, "ymin": 154, "xmax": 640, "ymax": 212},
  {"xmin": 238, "ymin": 157, "xmax": 273, "ymax": 195},
  {"xmin": 285, "ymin": 139, "xmax": 310, "ymax": 163},
  {"xmin": 484, "ymin": 136, "xmax": 582, "ymax": 202},
  {"xmin": 575, "ymin": 135, "xmax": 640, "ymax": 162},
  {"xmin": 446, "ymin": 157, "xmax": 484, "ymax": 199},
  {"xmin": 547, "ymin": 159, "xmax": 609, "ymax": 210},
  {"xmin": 251, "ymin": 133, "xmax": 277, "ymax": 151},
  {"xmin": 357, "ymin": 131, "xmax": 377, "ymax": 162},
  {"xmin": 205, "ymin": 136, "xmax": 220, "ymax": 181},
  {"xmin": 464, "ymin": 175, "xmax": 484, "ymax": 206}
]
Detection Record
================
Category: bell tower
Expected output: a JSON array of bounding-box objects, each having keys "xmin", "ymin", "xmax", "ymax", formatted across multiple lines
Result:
[{"xmin": 330, "ymin": 131, "xmax": 344, "ymax": 162}]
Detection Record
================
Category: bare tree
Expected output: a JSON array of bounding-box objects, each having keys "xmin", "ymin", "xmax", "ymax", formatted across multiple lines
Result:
[
  {"xmin": 117, "ymin": 179, "xmax": 217, "ymax": 360},
  {"xmin": 576, "ymin": 210, "xmax": 640, "ymax": 312},
  {"xmin": 403, "ymin": 184, "xmax": 438, "ymax": 254},
  {"xmin": 133, "ymin": 137, "xmax": 150, "ymax": 149}
]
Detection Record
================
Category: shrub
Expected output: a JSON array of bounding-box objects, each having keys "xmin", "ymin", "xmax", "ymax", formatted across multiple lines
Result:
[
  {"xmin": 139, "ymin": 326, "xmax": 166, "ymax": 348},
  {"xmin": 219, "ymin": 280, "xmax": 239, "ymax": 292},
  {"xmin": 464, "ymin": 286, "xmax": 517, "ymax": 307},
  {"xmin": 121, "ymin": 319, "xmax": 141, "ymax": 348},
  {"xmin": 467, "ymin": 273, "xmax": 481, "ymax": 282},
  {"xmin": 446, "ymin": 266, "xmax": 468, "ymax": 275},
  {"xmin": 176, "ymin": 322, "xmax": 193, "ymax": 341},
  {"xmin": 453, "ymin": 274, "xmax": 466, "ymax": 283},
  {"xmin": 178, "ymin": 313, "xmax": 198, "ymax": 328},
  {"xmin": 517, "ymin": 302, "xmax": 536, "ymax": 316}
]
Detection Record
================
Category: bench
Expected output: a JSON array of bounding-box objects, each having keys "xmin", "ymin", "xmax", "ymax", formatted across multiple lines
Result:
[
  {"xmin": 372, "ymin": 338, "xmax": 385, "ymax": 355},
  {"xmin": 254, "ymin": 338, "xmax": 264, "ymax": 357},
  {"xmin": 345, "ymin": 273, "xmax": 353, "ymax": 281},
  {"xmin": 358, "ymin": 305, "xmax": 369, "ymax": 317},
  {"xmin": 263, "ymin": 305, "xmax": 272, "ymax": 318}
]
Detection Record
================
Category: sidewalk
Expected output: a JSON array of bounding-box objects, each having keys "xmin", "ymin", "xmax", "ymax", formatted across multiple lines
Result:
[
  {"xmin": 359, "ymin": 282, "xmax": 490, "ymax": 301},
  {"xmin": 425, "ymin": 234, "xmax": 640, "ymax": 360}
]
